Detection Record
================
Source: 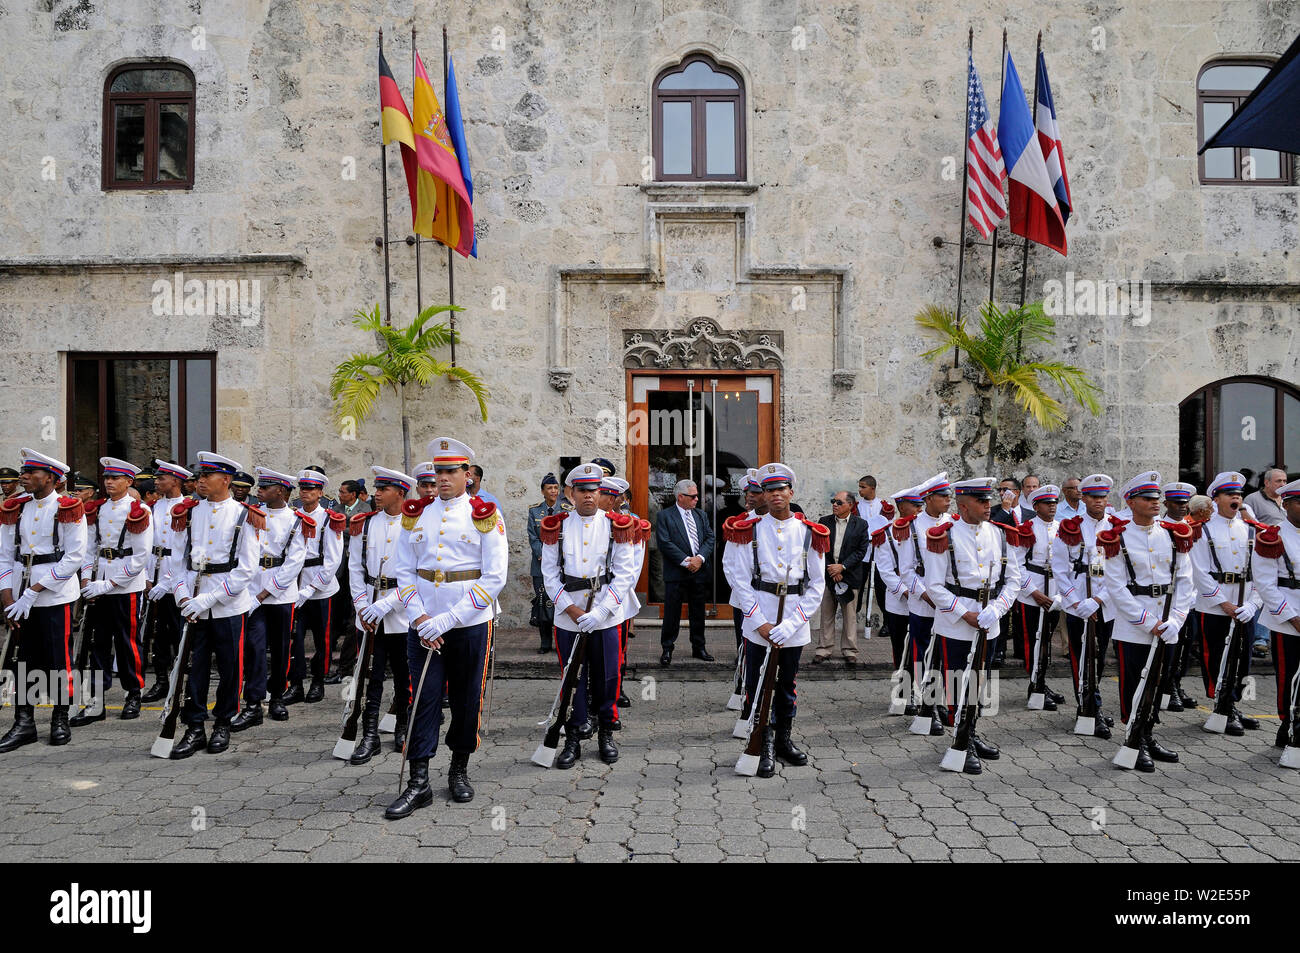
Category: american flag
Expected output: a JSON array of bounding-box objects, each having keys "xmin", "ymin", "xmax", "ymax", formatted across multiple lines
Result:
[{"xmin": 965, "ymin": 50, "xmax": 1007, "ymax": 237}]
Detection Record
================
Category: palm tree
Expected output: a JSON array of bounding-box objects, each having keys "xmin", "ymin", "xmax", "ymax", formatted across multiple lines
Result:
[
  {"xmin": 915, "ymin": 299, "xmax": 1102, "ymax": 473},
  {"xmin": 330, "ymin": 304, "xmax": 489, "ymax": 473}
]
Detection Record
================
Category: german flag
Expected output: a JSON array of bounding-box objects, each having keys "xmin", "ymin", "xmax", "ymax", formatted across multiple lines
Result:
[
  {"xmin": 413, "ymin": 51, "xmax": 474, "ymax": 256},
  {"xmin": 379, "ymin": 44, "xmax": 418, "ymax": 224}
]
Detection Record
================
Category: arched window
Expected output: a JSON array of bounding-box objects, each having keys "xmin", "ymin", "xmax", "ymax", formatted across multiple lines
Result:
[
  {"xmin": 103, "ymin": 63, "xmax": 195, "ymax": 189},
  {"xmin": 652, "ymin": 53, "xmax": 745, "ymax": 182},
  {"xmin": 1197, "ymin": 59, "xmax": 1292, "ymax": 185},
  {"xmin": 1179, "ymin": 376, "xmax": 1300, "ymax": 491}
]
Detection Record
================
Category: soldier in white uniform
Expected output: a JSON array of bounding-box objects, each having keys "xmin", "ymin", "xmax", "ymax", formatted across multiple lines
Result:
[
  {"xmin": 722, "ymin": 462, "xmax": 827, "ymax": 778},
  {"xmin": 1049, "ymin": 473, "xmax": 1117, "ymax": 737},
  {"xmin": 388, "ymin": 438, "xmax": 508, "ymax": 817},
  {"xmin": 231, "ymin": 467, "xmax": 310, "ymax": 731},
  {"xmin": 0, "ymin": 450, "xmax": 87, "ymax": 750},
  {"xmin": 904, "ymin": 473, "xmax": 954, "ymax": 736},
  {"xmin": 349, "ymin": 466, "xmax": 415, "ymax": 763},
  {"xmin": 538, "ymin": 463, "xmax": 638, "ymax": 770},
  {"xmin": 288, "ymin": 469, "xmax": 344, "ymax": 704},
  {"xmin": 1252, "ymin": 479, "xmax": 1300, "ymax": 749},
  {"xmin": 141, "ymin": 460, "xmax": 190, "ymax": 704},
  {"xmin": 598, "ymin": 475, "xmax": 639, "ymax": 723},
  {"xmin": 922, "ymin": 477, "xmax": 1023, "ymax": 775},
  {"xmin": 166, "ymin": 452, "xmax": 261, "ymax": 758},
  {"xmin": 872, "ymin": 484, "xmax": 921, "ymax": 711},
  {"xmin": 1099, "ymin": 471, "xmax": 1195, "ymax": 771},
  {"xmin": 1191, "ymin": 471, "xmax": 1263, "ymax": 736},
  {"xmin": 1156, "ymin": 481, "xmax": 1199, "ymax": 710},
  {"xmin": 72, "ymin": 457, "xmax": 153, "ymax": 725},
  {"xmin": 1013, "ymin": 484, "xmax": 1065, "ymax": 710},
  {"xmin": 413, "ymin": 461, "xmax": 437, "ymax": 499}
]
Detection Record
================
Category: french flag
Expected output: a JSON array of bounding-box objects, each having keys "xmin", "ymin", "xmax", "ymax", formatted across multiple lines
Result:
[
  {"xmin": 1036, "ymin": 50, "xmax": 1071, "ymax": 225},
  {"xmin": 997, "ymin": 51, "xmax": 1067, "ymax": 255}
]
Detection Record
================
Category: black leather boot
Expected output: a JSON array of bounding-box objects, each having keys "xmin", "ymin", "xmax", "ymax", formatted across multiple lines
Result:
[
  {"xmin": 1236, "ymin": 708, "xmax": 1260, "ymax": 730},
  {"xmin": 1177, "ymin": 685, "xmax": 1197, "ymax": 707},
  {"xmin": 171, "ymin": 724, "xmax": 207, "ymax": 760},
  {"xmin": 268, "ymin": 697, "xmax": 288, "ymax": 721},
  {"xmin": 1276, "ymin": 720, "xmax": 1291, "ymax": 748},
  {"xmin": 393, "ymin": 713, "xmax": 408, "ymax": 753},
  {"xmin": 140, "ymin": 679, "xmax": 168, "ymax": 704},
  {"xmin": 773, "ymin": 724, "xmax": 808, "ymax": 766},
  {"xmin": 49, "ymin": 706, "xmax": 71, "ymax": 746},
  {"xmin": 970, "ymin": 731, "xmax": 1000, "ymax": 760},
  {"xmin": 1045, "ymin": 684, "xmax": 1065, "ymax": 705},
  {"xmin": 756, "ymin": 727, "xmax": 777, "ymax": 778},
  {"xmin": 120, "ymin": 691, "xmax": 141, "ymax": 720},
  {"xmin": 1030, "ymin": 687, "xmax": 1058, "ymax": 711},
  {"xmin": 206, "ymin": 723, "xmax": 231, "ymax": 754},
  {"xmin": 576, "ymin": 718, "xmax": 594, "ymax": 740},
  {"xmin": 962, "ymin": 746, "xmax": 983, "ymax": 775},
  {"xmin": 556, "ymin": 735, "xmax": 581, "ymax": 769},
  {"xmin": 1225, "ymin": 708, "xmax": 1245, "ymax": 736},
  {"xmin": 305, "ymin": 678, "xmax": 325, "ymax": 703},
  {"xmin": 448, "ymin": 751, "xmax": 475, "ymax": 802},
  {"xmin": 598, "ymin": 725, "xmax": 619, "ymax": 764},
  {"xmin": 618, "ymin": 691, "xmax": 631, "ymax": 707},
  {"xmin": 1145, "ymin": 730, "xmax": 1179, "ymax": 763},
  {"xmin": 0, "ymin": 706, "xmax": 38, "ymax": 753},
  {"xmin": 1165, "ymin": 687, "xmax": 1184, "ymax": 712},
  {"xmin": 282, "ymin": 682, "xmax": 304, "ymax": 705},
  {"xmin": 1092, "ymin": 715, "xmax": 1112, "ymax": 740},
  {"xmin": 350, "ymin": 710, "xmax": 382, "ymax": 765},
  {"xmin": 323, "ymin": 670, "xmax": 343, "ymax": 685},
  {"xmin": 230, "ymin": 702, "xmax": 263, "ymax": 732},
  {"xmin": 384, "ymin": 758, "xmax": 433, "ymax": 819},
  {"xmin": 1133, "ymin": 741, "xmax": 1155, "ymax": 773},
  {"xmin": 69, "ymin": 702, "xmax": 106, "ymax": 727}
]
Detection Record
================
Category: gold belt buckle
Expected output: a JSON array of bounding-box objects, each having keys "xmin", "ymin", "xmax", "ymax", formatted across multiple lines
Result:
[
  {"xmin": 379, "ymin": 575, "xmax": 390, "ymax": 589},
  {"xmin": 1221, "ymin": 572, "xmax": 1239, "ymax": 585},
  {"xmin": 774, "ymin": 582, "xmax": 788, "ymax": 597},
  {"xmin": 976, "ymin": 585, "xmax": 990, "ymax": 603},
  {"xmin": 432, "ymin": 569, "xmax": 445, "ymax": 583}
]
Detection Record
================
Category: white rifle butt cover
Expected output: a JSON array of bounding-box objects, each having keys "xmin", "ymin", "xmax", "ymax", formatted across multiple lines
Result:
[
  {"xmin": 332, "ymin": 738, "xmax": 356, "ymax": 761},
  {"xmin": 1160, "ymin": 693, "xmax": 1172, "ymax": 710},
  {"xmin": 1279, "ymin": 746, "xmax": 1300, "ymax": 769},
  {"xmin": 150, "ymin": 736, "xmax": 175, "ymax": 760},
  {"xmin": 939, "ymin": 746, "xmax": 967, "ymax": 773},
  {"xmin": 531, "ymin": 743, "xmax": 556, "ymax": 769},
  {"xmin": 1112, "ymin": 745, "xmax": 1139, "ymax": 769},
  {"xmin": 725, "ymin": 693, "xmax": 744, "ymax": 712},
  {"xmin": 1026, "ymin": 692, "xmax": 1046, "ymax": 711},
  {"xmin": 1073, "ymin": 715, "xmax": 1095, "ymax": 736},
  {"xmin": 908, "ymin": 714, "xmax": 932, "ymax": 735},
  {"xmin": 734, "ymin": 752, "xmax": 759, "ymax": 776},
  {"xmin": 732, "ymin": 718, "xmax": 750, "ymax": 740},
  {"xmin": 1203, "ymin": 712, "xmax": 1228, "ymax": 734},
  {"xmin": 887, "ymin": 696, "xmax": 907, "ymax": 716},
  {"xmin": 379, "ymin": 713, "xmax": 396, "ymax": 733}
]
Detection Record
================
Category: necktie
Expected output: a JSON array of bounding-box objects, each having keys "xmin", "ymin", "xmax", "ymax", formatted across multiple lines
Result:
[{"xmin": 684, "ymin": 509, "xmax": 698, "ymax": 555}]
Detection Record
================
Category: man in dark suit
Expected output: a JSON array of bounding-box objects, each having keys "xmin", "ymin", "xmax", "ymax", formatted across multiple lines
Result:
[
  {"xmin": 991, "ymin": 476, "xmax": 1034, "ymax": 525},
  {"xmin": 655, "ymin": 479, "xmax": 715, "ymax": 665},
  {"xmin": 814, "ymin": 492, "xmax": 870, "ymax": 666}
]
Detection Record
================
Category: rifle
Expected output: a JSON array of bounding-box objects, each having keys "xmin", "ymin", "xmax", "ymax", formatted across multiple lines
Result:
[
  {"xmin": 887, "ymin": 627, "xmax": 914, "ymax": 716},
  {"xmin": 333, "ymin": 618, "xmax": 373, "ymax": 761},
  {"xmin": 531, "ymin": 590, "xmax": 596, "ymax": 768},
  {"xmin": 0, "ymin": 557, "xmax": 31, "ymax": 708},
  {"xmin": 1026, "ymin": 604, "xmax": 1049, "ymax": 710},
  {"xmin": 1112, "ymin": 569, "xmax": 1179, "ymax": 768},
  {"xmin": 1281, "ymin": 620, "xmax": 1300, "ymax": 768},
  {"xmin": 940, "ymin": 588, "xmax": 991, "ymax": 772},
  {"xmin": 138, "ymin": 551, "xmax": 165, "ymax": 676},
  {"xmin": 1204, "ymin": 570, "xmax": 1250, "ymax": 734},
  {"xmin": 735, "ymin": 559, "xmax": 792, "ymax": 776},
  {"xmin": 150, "ymin": 616, "xmax": 192, "ymax": 759},
  {"xmin": 1073, "ymin": 556, "xmax": 1103, "ymax": 735},
  {"xmin": 725, "ymin": 641, "xmax": 745, "ymax": 712},
  {"xmin": 908, "ymin": 625, "xmax": 942, "ymax": 734},
  {"xmin": 861, "ymin": 558, "xmax": 877, "ymax": 639}
]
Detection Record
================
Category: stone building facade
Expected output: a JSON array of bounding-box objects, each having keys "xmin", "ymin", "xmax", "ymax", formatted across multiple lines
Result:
[{"xmin": 1, "ymin": 0, "xmax": 1297, "ymax": 622}]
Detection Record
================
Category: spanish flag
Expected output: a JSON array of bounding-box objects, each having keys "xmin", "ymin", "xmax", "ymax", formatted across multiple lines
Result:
[
  {"xmin": 378, "ymin": 45, "xmax": 418, "ymax": 224},
  {"xmin": 413, "ymin": 51, "xmax": 475, "ymax": 257}
]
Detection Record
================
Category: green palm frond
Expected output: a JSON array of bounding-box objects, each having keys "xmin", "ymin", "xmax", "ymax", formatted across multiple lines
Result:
[{"xmin": 998, "ymin": 364, "xmax": 1066, "ymax": 429}]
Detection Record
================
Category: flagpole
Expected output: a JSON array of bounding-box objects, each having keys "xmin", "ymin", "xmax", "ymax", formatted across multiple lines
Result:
[
  {"xmin": 444, "ymin": 24, "xmax": 456, "ymax": 367},
  {"xmin": 953, "ymin": 26, "xmax": 973, "ymax": 370},
  {"xmin": 987, "ymin": 28, "xmax": 1006, "ymax": 312},
  {"xmin": 412, "ymin": 27, "xmax": 423, "ymax": 323},
  {"xmin": 379, "ymin": 29, "xmax": 393, "ymax": 328},
  {"xmin": 1016, "ymin": 31, "xmax": 1041, "ymax": 315}
]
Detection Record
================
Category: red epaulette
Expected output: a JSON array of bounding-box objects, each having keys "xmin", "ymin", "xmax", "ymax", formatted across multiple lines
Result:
[
  {"xmin": 58, "ymin": 496, "xmax": 87, "ymax": 523},
  {"xmin": 879, "ymin": 499, "xmax": 896, "ymax": 519},
  {"xmin": 241, "ymin": 502, "xmax": 267, "ymax": 532},
  {"xmin": 81, "ymin": 498, "xmax": 104, "ymax": 521},
  {"xmin": 0, "ymin": 494, "xmax": 31, "ymax": 525},
  {"xmin": 722, "ymin": 514, "xmax": 761, "ymax": 544},
  {"xmin": 870, "ymin": 526, "xmax": 888, "ymax": 548},
  {"xmin": 170, "ymin": 498, "xmax": 200, "ymax": 531},
  {"xmin": 1107, "ymin": 514, "xmax": 1130, "ymax": 528},
  {"xmin": 125, "ymin": 500, "xmax": 151, "ymax": 533},
  {"xmin": 401, "ymin": 496, "xmax": 436, "ymax": 518},
  {"xmin": 1255, "ymin": 524, "xmax": 1284, "ymax": 559},
  {"xmin": 1018, "ymin": 523, "xmax": 1037, "ymax": 548},
  {"xmin": 539, "ymin": 510, "xmax": 568, "ymax": 545},
  {"xmin": 1160, "ymin": 520, "xmax": 1195, "ymax": 554},
  {"xmin": 1057, "ymin": 516, "xmax": 1083, "ymax": 546},
  {"xmin": 608, "ymin": 510, "xmax": 637, "ymax": 543},
  {"xmin": 1096, "ymin": 527, "xmax": 1123, "ymax": 558},
  {"xmin": 470, "ymin": 497, "xmax": 497, "ymax": 521},
  {"xmin": 1186, "ymin": 515, "xmax": 1208, "ymax": 542},
  {"xmin": 637, "ymin": 517, "xmax": 651, "ymax": 544},
  {"xmin": 798, "ymin": 515, "xmax": 831, "ymax": 554},
  {"xmin": 325, "ymin": 509, "xmax": 346, "ymax": 535},
  {"xmin": 991, "ymin": 521, "xmax": 1029, "ymax": 547},
  {"xmin": 926, "ymin": 523, "xmax": 951, "ymax": 554},
  {"xmin": 296, "ymin": 510, "xmax": 318, "ymax": 539},
  {"xmin": 891, "ymin": 514, "xmax": 917, "ymax": 542},
  {"xmin": 348, "ymin": 511, "xmax": 378, "ymax": 536}
]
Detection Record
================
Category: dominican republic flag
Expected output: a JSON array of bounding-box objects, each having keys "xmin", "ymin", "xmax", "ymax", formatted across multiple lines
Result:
[
  {"xmin": 998, "ymin": 51, "xmax": 1067, "ymax": 255},
  {"xmin": 1035, "ymin": 50, "xmax": 1071, "ymax": 225},
  {"xmin": 964, "ymin": 49, "xmax": 1006, "ymax": 238}
]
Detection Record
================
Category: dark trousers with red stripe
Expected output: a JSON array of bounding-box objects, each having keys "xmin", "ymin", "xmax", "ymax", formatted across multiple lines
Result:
[
  {"xmin": 182, "ymin": 613, "xmax": 246, "ymax": 728},
  {"xmin": 1271, "ymin": 628, "xmax": 1300, "ymax": 722},
  {"xmin": 556, "ymin": 624, "xmax": 620, "ymax": 730},
  {"xmin": 1066, "ymin": 615, "xmax": 1113, "ymax": 710},
  {"xmin": 87, "ymin": 591, "xmax": 146, "ymax": 695},
  {"xmin": 1198, "ymin": 612, "xmax": 1252, "ymax": 703},
  {"xmin": 884, "ymin": 609, "xmax": 909, "ymax": 668},
  {"xmin": 937, "ymin": 634, "xmax": 994, "ymax": 725},
  {"xmin": 14, "ymin": 601, "xmax": 75, "ymax": 710},
  {"xmin": 742, "ymin": 639, "xmax": 801, "ymax": 726},
  {"xmin": 245, "ymin": 602, "xmax": 292, "ymax": 704},
  {"xmin": 908, "ymin": 614, "xmax": 937, "ymax": 708},
  {"xmin": 365, "ymin": 629, "xmax": 411, "ymax": 717},
  {"xmin": 290, "ymin": 596, "xmax": 332, "ymax": 683},
  {"xmin": 148, "ymin": 594, "xmax": 182, "ymax": 680},
  {"xmin": 405, "ymin": 621, "xmax": 491, "ymax": 760},
  {"xmin": 1115, "ymin": 638, "xmax": 1162, "ymax": 725},
  {"xmin": 1012, "ymin": 602, "xmax": 1060, "ymax": 677}
]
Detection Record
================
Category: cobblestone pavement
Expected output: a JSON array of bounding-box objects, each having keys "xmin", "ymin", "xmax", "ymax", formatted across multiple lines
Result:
[{"xmin": 0, "ymin": 672, "xmax": 1295, "ymax": 863}]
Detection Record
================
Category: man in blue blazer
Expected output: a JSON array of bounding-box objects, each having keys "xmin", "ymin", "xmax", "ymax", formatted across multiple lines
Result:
[{"xmin": 655, "ymin": 479, "xmax": 715, "ymax": 665}]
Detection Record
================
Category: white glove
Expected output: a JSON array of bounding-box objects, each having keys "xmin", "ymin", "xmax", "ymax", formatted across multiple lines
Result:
[
  {"xmin": 1074, "ymin": 598, "xmax": 1100, "ymax": 619},
  {"xmin": 4, "ymin": 589, "xmax": 37, "ymax": 621},
  {"xmin": 295, "ymin": 587, "xmax": 314, "ymax": 608},
  {"xmin": 1049, "ymin": 596, "xmax": 1063, "ymax": 613},
  {"xmin": 416, "ymin": 611, "xmax": 456, "ymax": 644},
  {"xmin": 576, "ymin": 606, "xmax": 610, "ymax": 633},
  {"xmin": 148, "ymin": 582, "xmax": 168, "ymax": 602},
  {"xmin": 1158, "ymin": 623, "xmax": 1180, "ymax": 645},
  {"xmin": 1234, "ymin": 603, "xmax": 1258, "ymax": 624},
  {"xmin": 82, "ymin": 580, "xmax": 113, "ymax": 600},
  {"xmin": 768, "ymin": 619, "xmax": 796, "ymax": 645},
  {"xmin": 182, "ymin": 592, "xmax": 216, "ymax": 620},
  {"xmin": 976, "ymin": 606, "xmax": 1000, "ymax": 631},
  {"xmin": 359, "ymin": 596, "xmax": 395, "ymax": 625}
]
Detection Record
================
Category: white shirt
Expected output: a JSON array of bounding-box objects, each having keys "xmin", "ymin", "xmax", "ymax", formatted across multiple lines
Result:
[
  {"xmin": 147, "ymin": 494, "xmax": 186, "ymax": 591},
  {"xmin": 1016, "ymin": 516, "xmax": 1059, "ymax": 605},
  {"xmin": 923, "ymin": 518, "xmax": 1023, "ymax": 643},
  {"xmin": 857, "ymin": 498, "xmax": 882, "ymax": 523},
  {"xmin": 1049, "ymin": 512, "xmax": 1113, "ymax": 622},
  {"xmin": 83, "ymin": 495, "xmax": 153, "ymax": 594},
  {"xmin": 904, "ymin": 510, "xmax": 953, "ymax": 619},
  {"xmin": 296, "ymin": 503, "xmax": 342, "ymax": 600},
  {"xmin": 394, "ymin": 492, "xmax": 509, "ymax": 627},
  {"xmin": 1103, "ymin": 520, "xmax": 1194, "ymax": 645},
  {"xmin": 677, "ymin": 504, "xmax": 700, "ymax": 563},
  {"xmin": 540, "ymin": 510, "xmax": 637, "ymax": 633},
  {"xmin": 722, "ymin": 513, "xmax": 827, "ymax": 648},
  {"xmin": 872, "ymin": 520, "xmax": 911, "ymax": 616},
  {"xmin": 254, "ymin": 505, "xmax": 308, "ymax": 606},
  {"xmin": 1191, "ymin": 512, "xmax": 1261, "ymax": 616},
  {"xmin": 349, "ymin": 510, "xmax": 408, "ymax": 633},
  {"xmin": 1254, "ymin": 521, "xmax": 1300, "ymax": 635},
  {"xmin": 1056, "ymin": 498, "xmax": 1086, "ymax": 521},
  {"xmin": 166, "ymin": 497, "xmax": 259, "ymax": 619},
  {"xmin": 0, "ymin": 492, "xmax": 87, "ymax": 606}
]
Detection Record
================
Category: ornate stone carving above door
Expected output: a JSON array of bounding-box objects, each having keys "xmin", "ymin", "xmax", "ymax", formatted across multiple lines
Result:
[{"xmin": 623, "ymin": 318, "xmax": 783, "ymax": 370}]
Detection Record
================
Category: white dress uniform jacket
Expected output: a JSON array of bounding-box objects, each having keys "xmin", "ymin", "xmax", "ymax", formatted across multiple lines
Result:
[
  {"xmin": 166, "ymin": 497, "xmax": 260, "ymax": 619},
  {"xmin": 923, "ymin": 519, "xmax": 1023, "ymax": 643},
  {"xmin": 905, "ymin": 511, "xmax": 953, "ymax": 619},
  {"xmin": 872, "ymin": 520, "xmax": 911, "ymax": 616},
  {"xmin": 0, "ymin": 493, "xmax": 87, "ymax": 606},
  {"xmin": 1251, "ymin": 522, "xmax": 1300, "ymax": 636},
  {"xmin": 349, "ymin": 510, "xmax": 409, "ymax": 634},
  {"xmin": 296, "ymin": 504, "xmax": 342, "ymax": 600},
  {"xmin": 254, "ymin": 506, "xmax": 308, "ymax": 606},
  {"xmin": 723, "ymin": 513, "xmax": 827, "ymax": 649},
  {"xmin": 540, "ymin": 511, "xmax": 637, "ymax": 634},
  {"xmin": 1016, "ymin": 516, "xmax": 1059, "ymax": 605},
  {"xmin": 1050, "ymin": 512, "xmax": 1114, "ymax": 622},
  {"xmin": 1102, "ymin": 520, "xmax": 1195, "ymax": 646},
  {"xmin": 82, "ymin": 496, "xmax": 152, "ymax": 594},
  {"xmin": 1192, "ymin": 512, "xmax": 1261, "ymax": 616},
  {"xmin": 147, "ymin": 495, "xmax": 187, "ymax": 592}
]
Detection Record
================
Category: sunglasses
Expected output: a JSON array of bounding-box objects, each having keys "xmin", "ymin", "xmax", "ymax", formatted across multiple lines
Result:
[
  {"xmin": 682, "ymin": 493, "xmax": 699, "ymax": 499},
  {"xmin": 831, "ymin": 498, "xmax": 849, "ymax": 505}
]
